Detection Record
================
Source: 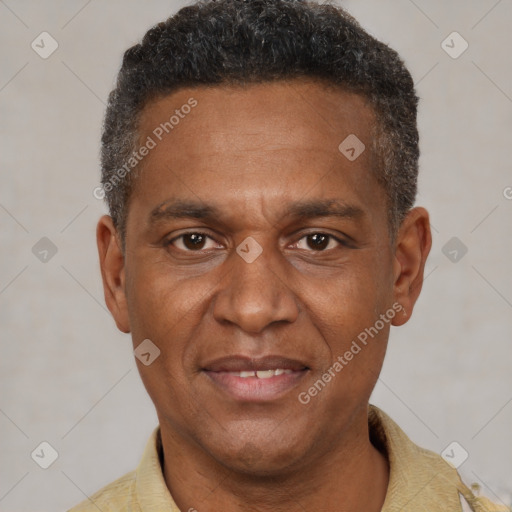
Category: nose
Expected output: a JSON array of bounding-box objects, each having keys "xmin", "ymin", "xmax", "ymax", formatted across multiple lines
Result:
[{"xmin": 212, "ymin": 241, "xmax": 300, "ymax": 334}]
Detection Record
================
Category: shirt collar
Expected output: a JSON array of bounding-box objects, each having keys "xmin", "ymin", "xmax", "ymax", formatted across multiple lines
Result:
[
  {"xmin": 135, "ymin": 424, "xmax": 181, "ymax": 511},
  {"xmin": 369, "ymin": 405, "xmax": 473, "ymax": 511}
]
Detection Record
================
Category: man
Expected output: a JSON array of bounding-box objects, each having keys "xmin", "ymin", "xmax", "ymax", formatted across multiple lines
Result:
[{"xmin": 70, "ymin": 0, "xmax": 508, "ymax": 511}]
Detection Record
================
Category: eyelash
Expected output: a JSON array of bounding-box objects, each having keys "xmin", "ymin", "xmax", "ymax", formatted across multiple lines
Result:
[{"xmin": 166, "ymin": 231, "xmax": 348, "ymax": 253}]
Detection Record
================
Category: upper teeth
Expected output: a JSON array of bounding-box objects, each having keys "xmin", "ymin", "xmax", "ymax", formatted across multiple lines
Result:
[{"xmin": 234, "ymin": 369, "xmax": 293, "ymax": 378}]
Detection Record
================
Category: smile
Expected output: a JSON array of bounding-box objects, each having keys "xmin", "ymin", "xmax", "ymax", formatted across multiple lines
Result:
[{"xmin": 202, "ymin": 356, "xmax": 309, "ymax": 402}]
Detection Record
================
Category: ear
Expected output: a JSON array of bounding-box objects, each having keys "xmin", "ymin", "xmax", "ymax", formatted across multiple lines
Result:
[
  {"xmin": 391, "ymin": 207, "xmax": 432, "ymax": 327},
  {"xmin": 96, "ymin": 215, "xmax": 131, "ymax": 333}
]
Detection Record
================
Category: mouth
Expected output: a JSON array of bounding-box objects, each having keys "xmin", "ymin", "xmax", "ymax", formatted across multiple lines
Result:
[
  {"xmin": 202, "ymin": 355, "xmax": 310, "ymax": 402},
  {"xmin": 219, "ymin": 368, "xmax": 297, "ymax": 378}
]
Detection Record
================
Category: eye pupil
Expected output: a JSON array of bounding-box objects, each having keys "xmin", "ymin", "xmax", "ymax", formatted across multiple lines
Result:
[
  {"xmin": 307, "ymin": 233, "xmax": 329, "ymax": 251},
  {"xmin": 184, "ymin": 233, "xmax": 205, "ymax": 250}
]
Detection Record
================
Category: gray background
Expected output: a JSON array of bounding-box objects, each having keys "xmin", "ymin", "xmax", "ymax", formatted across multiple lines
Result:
[{"xmin": 1, "ymin": 1, "xmax": 511, "ymax": 510}]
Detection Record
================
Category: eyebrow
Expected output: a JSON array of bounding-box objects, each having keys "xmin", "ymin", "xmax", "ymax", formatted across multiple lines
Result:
[
  {"xmin": 284, "ymin": 199, "xmax": 364, "ymax": 221},
  {"xmin": 148, "ymin": 198, "xmax": 365, "ymax": 226},
  {"xmin": 149, "ymin": 200, "xmax": 221, "ymax": 224}
]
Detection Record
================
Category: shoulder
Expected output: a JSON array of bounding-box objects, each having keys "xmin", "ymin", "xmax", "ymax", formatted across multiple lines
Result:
[
  {"xmin": 461, "ymin": 494, "xmax": 512, "ymax": 512},
  {"xmin": 465, "ymin": 494, "xmax": 511, "ymax": 512},
  {"xmin": 66, "ymin": 469, "xmax": 139, "ymax": 512},
  {"xmin": 368, "ymin": 405, "xmax": 510, "ymax": 512}
]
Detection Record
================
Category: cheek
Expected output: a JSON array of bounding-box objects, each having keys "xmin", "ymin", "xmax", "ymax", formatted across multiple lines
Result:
[
  {"xmin": 309, "ymin": 287, "xmax": 389, "ymax": 408},
  {"xmin": 125, "ymin": 260, "xmax": 219, "ymax": 397},
  {"xmin": 312, "ymin": 262, "xmax": 389, "ymax": 329},
  {"xmin": 126, "ymin": 259, "xmax": 206, "ymax": 338},
  {"xmin": 303, "ymin": 256, "xmax": 392, "ymax": 389},
  {"xmin": 126, "ymin": 265, "xmax": 208, "ymax": 422}
]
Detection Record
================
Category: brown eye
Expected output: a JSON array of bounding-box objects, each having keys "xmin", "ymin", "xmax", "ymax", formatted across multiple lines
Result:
[
  {"xmin": 295, "ymin": 233, "xmax": 342, "ymax": 252},
  {"xmin": 306, "ymin": 233, "xmax": 329, "ymax": 250},
  {"xmin": 182, "ymin": 233, "xmax": 206, "ymax": 250},
  {"xmin": 169, "ymin": 232, "xmax": 220, "ymax": 252}
]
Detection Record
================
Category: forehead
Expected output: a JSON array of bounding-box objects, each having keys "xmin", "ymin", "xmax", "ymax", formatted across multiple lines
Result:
[
  {"xmin": 138, "ymin": 80, "xmax": 376, "ymax": 159},
  {"xmin": 127, "ymin": 80, "xmax": 385, "ymax": 233}
]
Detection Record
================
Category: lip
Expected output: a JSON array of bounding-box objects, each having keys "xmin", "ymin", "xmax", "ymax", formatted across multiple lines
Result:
[
  {"xmin": 203, "ymin": 355, "xmax": 309, "ymax": 373},
  {"xmin": 202, "ymin": 355, "xmax": 309, "ymax": 402}
]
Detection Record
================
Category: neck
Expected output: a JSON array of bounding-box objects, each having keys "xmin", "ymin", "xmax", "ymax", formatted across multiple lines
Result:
[{"xmin": 160, "ymin": 408, "xmax": 389, "ymax": 512}]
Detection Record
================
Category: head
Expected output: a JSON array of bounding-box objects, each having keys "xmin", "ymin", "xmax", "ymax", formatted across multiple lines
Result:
[
  {"xmin": 100, "ymin": 0, "xmax": 420, "ymax": 247},
  {"xmin": 97, "ymin": 0, "xmax": 431, "ymax": 477}
]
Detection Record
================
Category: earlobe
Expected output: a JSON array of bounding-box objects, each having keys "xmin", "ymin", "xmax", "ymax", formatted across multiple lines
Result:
[
  {"xmin": 96, "ymin": 215, "xmax": 131, "ymax": 333},
  {"xmin": 391, "ymin": 207, "xmax": 432, "ymax": 327}
]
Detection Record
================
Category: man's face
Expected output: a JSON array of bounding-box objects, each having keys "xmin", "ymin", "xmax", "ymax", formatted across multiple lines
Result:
[{"xmin": 102, "ymin": 80, "xmax": 420, "ymax": 474}]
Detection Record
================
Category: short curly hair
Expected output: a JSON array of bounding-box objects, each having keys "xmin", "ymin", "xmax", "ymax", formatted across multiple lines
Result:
[{"xmin": 100, "ymin": 0, "xmax": 419, "ymax": 247}]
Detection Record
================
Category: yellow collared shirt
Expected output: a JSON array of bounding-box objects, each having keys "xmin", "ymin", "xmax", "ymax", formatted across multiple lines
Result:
[{"xmin": 68, "ymin": 405, "xmax": 509, "ymax": 512}]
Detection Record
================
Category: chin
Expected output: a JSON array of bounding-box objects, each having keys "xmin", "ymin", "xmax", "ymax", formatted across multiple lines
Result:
[{"xmin": 208, "ymin": 437, "xmax": 307, "ymax": 478}]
